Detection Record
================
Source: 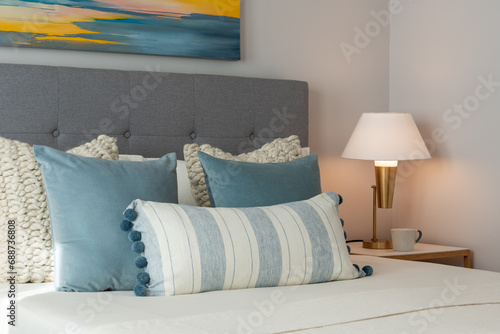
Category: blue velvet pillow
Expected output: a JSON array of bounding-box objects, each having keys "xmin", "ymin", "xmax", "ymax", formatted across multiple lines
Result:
[
  {"xmin": 197, "ymin": 152, "xmax": 322, "ymax": 207},
  {"xmin": 33, "ymin": 146, "xmax": 177, "ymax": 292}
]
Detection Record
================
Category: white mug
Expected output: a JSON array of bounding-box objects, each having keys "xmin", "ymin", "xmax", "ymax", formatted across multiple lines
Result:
[{"xmin": 391, "ymin": 228, "xmax": 422, "ymax": 252}]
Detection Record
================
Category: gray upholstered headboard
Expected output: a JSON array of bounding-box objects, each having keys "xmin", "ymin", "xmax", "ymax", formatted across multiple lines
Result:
[{"xmin": 0, "ymin": 64, "xmax": 308, "ymax": 158}]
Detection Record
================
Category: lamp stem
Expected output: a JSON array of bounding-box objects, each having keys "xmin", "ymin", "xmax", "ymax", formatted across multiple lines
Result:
[
  {"xmin": 363, "ymin": 183, "xmax": 393, "ymax": 249},
  {"xmin": 372, "ymin": 185, "xmax": 377, "ymax": 242}
]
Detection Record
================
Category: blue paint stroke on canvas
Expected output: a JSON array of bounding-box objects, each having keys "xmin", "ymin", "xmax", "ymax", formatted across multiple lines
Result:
[{"xmin": 0, "ymin": 0, "xmax": 241, "ymax": 60}]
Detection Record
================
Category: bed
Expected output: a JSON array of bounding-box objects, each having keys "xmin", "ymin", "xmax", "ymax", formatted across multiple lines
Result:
[{"xmin": 1, "ymin": 64, "xmax": 500, "ymax": 334}]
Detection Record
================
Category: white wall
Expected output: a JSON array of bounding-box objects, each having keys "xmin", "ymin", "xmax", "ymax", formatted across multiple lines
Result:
[
  {"xmin": 390, "ymin": 0, "xmax": 500, "ymax": 271},
  {"xmin": 0, "ymin": 0, "xmax": 390, "ymax": 243}
]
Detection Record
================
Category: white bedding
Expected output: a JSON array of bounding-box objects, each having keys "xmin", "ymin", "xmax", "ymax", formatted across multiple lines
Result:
[{"xmin": 2, "ymin": 255, "xmax": 500, "ymax": 334}]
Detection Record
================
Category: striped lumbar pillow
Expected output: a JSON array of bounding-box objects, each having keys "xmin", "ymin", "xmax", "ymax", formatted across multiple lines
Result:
[{"xmin": 121, "ymin": 192, "xmax": 372, "ymax": 296}]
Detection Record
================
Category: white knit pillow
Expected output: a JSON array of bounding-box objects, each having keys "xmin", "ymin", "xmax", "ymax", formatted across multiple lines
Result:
[
  {"xmin": 0, "ymin": 135, "xmax": 119, "ymax": 283},
  {"xmin": 183, "ymin": 135, "xmax": 302, "ymax": 207}
]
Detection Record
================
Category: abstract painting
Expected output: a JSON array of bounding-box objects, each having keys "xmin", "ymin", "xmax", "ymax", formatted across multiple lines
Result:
[{"xmin": 0, "ymin": 0, "xmax": 240, "ymax": 60}]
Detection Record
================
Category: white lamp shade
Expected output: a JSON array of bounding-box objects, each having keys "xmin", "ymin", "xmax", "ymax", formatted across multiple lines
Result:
[{"xmin": 341, "ymin": 113, "xmax": 431, "ymax": 161}]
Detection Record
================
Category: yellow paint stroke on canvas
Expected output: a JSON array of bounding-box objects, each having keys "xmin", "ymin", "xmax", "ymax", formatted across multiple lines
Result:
[
  {"xmin": 0, "ymin": 4, "xmax": 135, "ymax": 44},
  {"xmin": 0, "ymin": 19, "xmax": 93, "ymax": 36},
  {"xmin": 0, "ymin": 5, "xmax": 132, "ymax": 24},
  {"xmin": 97, "ymin": 0, "xmax": 239, "ymax": 18},
  {"xmin": 181, "ymin": 0, "xmax": 240, "ymax": 18},
  {"xmin": 35, "ymin": 36, "xmax": 126, "ymax": 45}
]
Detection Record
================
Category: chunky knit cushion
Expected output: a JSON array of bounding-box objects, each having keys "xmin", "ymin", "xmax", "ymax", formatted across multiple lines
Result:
[
  {"xmin": 183, "ymin": 135, "xmax": 302, "ymax": 207},
  {"xmin": 0, "ymin": 135, "xmax": 119, "ymax": 283},
  {"xmin": 66, "ymin": 136, "xmax": 119, "ymax": 159}
]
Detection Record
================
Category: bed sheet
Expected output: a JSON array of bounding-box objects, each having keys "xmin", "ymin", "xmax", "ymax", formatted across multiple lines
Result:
[{"xmin": 1, "ymin": 255, "xmax": 500, "ymax": 334}]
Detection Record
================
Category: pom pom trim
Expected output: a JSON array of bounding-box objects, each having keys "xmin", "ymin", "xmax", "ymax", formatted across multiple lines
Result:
[
  {"xmin": 134, "ymin": 284, "xmax": 147, "ymax": 297},
  {"xmin": 128, "ymin": 230, "xmax": 142, "ymax": 242},
  {"xmin": 120, "ymin": 219, "xmax": 133, "ymax": 232},
  {"xmin": 135, "ymin": 256, "xmax": 148, "ymax": 269},
  {"xmin": 132, "ymin": 241, "xmax": 145, "ymax": 253},
  {"xmin": 124, "ymin": 208, "xmax": 138, "ymax": 221},
  {"xmin": 122, "ymin": 209, "xmax": 150, "ymax": 297},
  {"xmin": 137, "ymin": 272, "xmax": 150, "ymax": 285},
  {"xmin": 362, "ymin": 265, "xmax": 374, "ymax": 277}
]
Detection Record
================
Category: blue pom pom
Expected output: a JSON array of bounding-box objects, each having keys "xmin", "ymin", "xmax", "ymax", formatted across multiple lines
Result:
[
  {"xmin": 128, "ymin": 230, "xmax": 142, "ymax": 243},
  {"xmin": 347, "ymin": 245, "xmax": 351, "ymax": 254},
  {"xmin": 120, "ymin": 219, "xmax": 133, "ymax": 232},
  {"xmin": 353, "ymin": 263, "xmax": 360, "ymax": 271},
  {"xmin": 362, "ymin": 265, "xmax": 374, "ymax": 277},
  {"xmin": 134, "ymin": 284, "xmax": 147, "ymax": 296},
  {"xmin": 132, "ymin": 241, "xmax": 145, "ymax": 253},
  {"xmin": 137, "ymin": 272, "xmax": 150, "ymax": 285},
  {"xmin": 338, "ymin": 194, "xmax": 343, "ymax": 205},
  {"xmin": 135, "ymin": 256, "xmax": 148, "ymax": 269},
  {"xmin": 124, "ymin": 209, "xmax": 138, "ymax": 221},
  {"xmin": 340, "ymin": 218, "xmax": 345, "ymax": 227},
  {"xmin": 344, "ymin": 231, "xmax": 347, "ymax": 240}
]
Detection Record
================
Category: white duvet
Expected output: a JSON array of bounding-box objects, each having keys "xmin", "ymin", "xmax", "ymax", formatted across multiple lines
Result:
[{"xmin": 1, "ymin": 255, "xmax": 500, "ymax": 334}]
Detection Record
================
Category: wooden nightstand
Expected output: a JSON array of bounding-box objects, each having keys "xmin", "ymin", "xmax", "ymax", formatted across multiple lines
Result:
[{"xmin": 349, "ymin": 242, "xmax": 472, "ymax": 268}]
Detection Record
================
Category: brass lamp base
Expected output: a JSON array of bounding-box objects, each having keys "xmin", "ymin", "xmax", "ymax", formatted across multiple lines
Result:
[{"xmin": 363, "ymin": 240, "xmax": 392, "ymax": 249}]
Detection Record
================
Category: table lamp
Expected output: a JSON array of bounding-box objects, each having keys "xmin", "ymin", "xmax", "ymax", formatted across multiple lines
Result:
[{"xmin": 341, "ymin": 113, "xmax": 431, "ymax": 249}]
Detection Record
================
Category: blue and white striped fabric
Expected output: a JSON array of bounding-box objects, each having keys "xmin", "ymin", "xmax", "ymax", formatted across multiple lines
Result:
[{"xmin": 125, "ymin": 192, "xmax": 367, "ymax": 296}]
